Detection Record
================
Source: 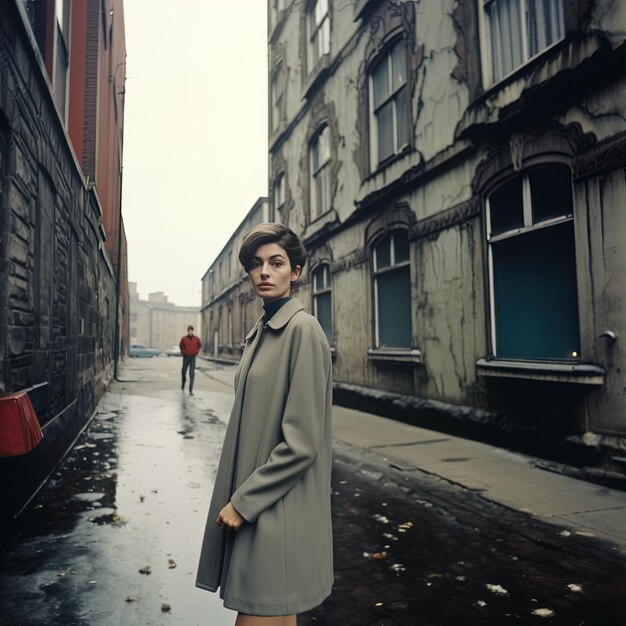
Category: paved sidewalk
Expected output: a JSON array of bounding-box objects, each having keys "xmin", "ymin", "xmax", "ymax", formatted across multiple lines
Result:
[
  {"xmin": 332, "ymin": 406, "xmax": 626, "ymax": 552},
  {"xmin": 199, "ymin": 359, "xmax": 626, "ymax": 551}
]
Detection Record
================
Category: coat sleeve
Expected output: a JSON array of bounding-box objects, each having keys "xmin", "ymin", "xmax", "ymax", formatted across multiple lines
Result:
[{"xmin": 230, "ymin": 320, "xmax": 330, "ymax": 523}]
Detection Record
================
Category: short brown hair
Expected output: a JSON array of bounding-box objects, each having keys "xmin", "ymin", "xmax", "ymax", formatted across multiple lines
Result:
[{"xmin": 239, "ymin": 223, "xmax": 307, "ymax": 271}]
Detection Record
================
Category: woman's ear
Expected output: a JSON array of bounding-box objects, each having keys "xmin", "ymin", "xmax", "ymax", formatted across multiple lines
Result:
[{"xmin": 291, "ymin": 265, "xmax": 302, "ymax": 283}]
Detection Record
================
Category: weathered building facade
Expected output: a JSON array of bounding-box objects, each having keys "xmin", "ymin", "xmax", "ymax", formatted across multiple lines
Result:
[
  {"xmin": 265, "ymin": 0, "xmax": 626, "ymax": 450},
  {"xmin": 200, "ymin": 198, "xmax": 269, "ymax": 360},
  {"xmin": 0, "ymin": 0, "xmax": 127, "ymax": 521},
  {"xmin": 129, "ymin": 284, "xmax": 201, "ymax": 352}
]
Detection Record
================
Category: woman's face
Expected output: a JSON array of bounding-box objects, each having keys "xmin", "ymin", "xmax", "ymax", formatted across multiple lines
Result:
[{"xmin": 248, "ymin": 243, "xmax": 302, "ymax": 304}]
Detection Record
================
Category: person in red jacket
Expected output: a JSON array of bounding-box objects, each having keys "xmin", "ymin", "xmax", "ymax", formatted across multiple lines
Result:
[{"xmin": 179, "ymin": 325, "xmax": 202, "ymax": 395}]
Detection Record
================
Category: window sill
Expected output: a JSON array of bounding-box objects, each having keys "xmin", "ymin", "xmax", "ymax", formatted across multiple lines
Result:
[
  {"xmin": 366, "ymin": 144, "xmax": 412, "ymax": 182},
  {"xmin": 482, "ymin": 37, "xmax": 567, "ymax": 98},
  {"xmin": 476, "ymin": 358, "xmax": 605, "ymax": 386},
  {"xmin": 368, "ymin": 348, "xmax": 422, "ymax": 365},
  {"xmin": 354, "ymin": 0, "xmax": 378, "ymax": 20},
  {"xmin": 302, "ymin": 54, "xmax": 331, "ymax": 101},
  {"xmin": 269, "ymin": 121, "xmax": 288, "ymax": 149},
  {"xmin": 302, "ymin": 209, "xmax": 339, "ymax": 244},
  {"xmin": 459, "ymin": 34, "xmax": 607, "ymax": 138},
  {"xmin": 269, "ymin": 10, "xmax": 287, "ymax": 44}
]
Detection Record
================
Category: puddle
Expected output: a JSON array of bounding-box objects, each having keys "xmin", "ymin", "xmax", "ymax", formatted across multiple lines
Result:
[{"xmin": 72, "ymin": 493, "xmax": 106, "ymax": 503}]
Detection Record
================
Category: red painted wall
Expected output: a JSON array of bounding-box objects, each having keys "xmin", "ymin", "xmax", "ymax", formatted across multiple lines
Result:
[{"xmin": 67, "ymin": 0, "xmax": 87, "ymax": 165}]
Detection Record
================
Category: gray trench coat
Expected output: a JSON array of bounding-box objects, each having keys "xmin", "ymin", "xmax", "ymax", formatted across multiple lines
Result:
[{"xmin": 196, "ymin": 298, "xmax": 334, "ymax": 616}]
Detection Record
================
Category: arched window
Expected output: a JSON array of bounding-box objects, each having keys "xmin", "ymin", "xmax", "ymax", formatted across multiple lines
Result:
[
  {"xmin": 487, "ymin": 163, "xmax": 579, "ymax": 359},
  {"xmin": 309, "ymin": 125, "xmax": 331, "ymax": 221},
  {"xmin": 312, "ymin": 264, "xmax": 332, "ymax": 343},
  {"xmin": 373, "ymin": 230, "xmax": 411, "ymax": 348}
]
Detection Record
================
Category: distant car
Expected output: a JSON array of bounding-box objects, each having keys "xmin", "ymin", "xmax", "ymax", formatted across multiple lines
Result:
[
  {"xmin": 129, "ymin": 343, "xmax": 160, "ymax": 358},
  {"xmin": 166, "ymin": 346, "xmax": 182, "ymax": 357}
]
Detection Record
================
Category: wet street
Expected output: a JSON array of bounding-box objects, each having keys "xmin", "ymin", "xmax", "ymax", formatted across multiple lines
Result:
[{"xmin": 1, "ymin": 357, "xmax": 626, "ymax": 625}]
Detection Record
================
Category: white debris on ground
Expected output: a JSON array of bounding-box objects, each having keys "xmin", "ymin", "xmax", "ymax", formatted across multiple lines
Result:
[
  {"xmin": 485, "ymin": 583, "xmax": 509, "ymax": 596},
  {"xmin": 532, "ymin": 608, "xmax": 555, "ymax": 618}
]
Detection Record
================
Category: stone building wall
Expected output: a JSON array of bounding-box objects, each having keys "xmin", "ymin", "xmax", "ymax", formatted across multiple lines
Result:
[
  {"xmin": 266, "ymin": 0, "xmax": 626, "ymax": 441},
  {"xmin": 0, "ymin": 1, "xmax": 117, "ymax": 423},
  {"xmin": 200, "ymin": 198, "xmax": 269, "ymax": 360}
]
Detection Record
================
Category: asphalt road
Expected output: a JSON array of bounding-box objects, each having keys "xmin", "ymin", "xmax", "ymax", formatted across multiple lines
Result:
[{"xmin": 0, "ymin": 357, "xmax": 625, "ymax": 625}]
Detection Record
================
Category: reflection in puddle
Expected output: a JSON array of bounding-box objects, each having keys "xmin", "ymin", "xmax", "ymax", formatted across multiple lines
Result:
[{"xmin": 73, "ymin": 492, "xmax": 106, "ymax": 503}]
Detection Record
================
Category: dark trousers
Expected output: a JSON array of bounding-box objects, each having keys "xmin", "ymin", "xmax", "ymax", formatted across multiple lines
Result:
[{"xmin": 181, "ymin": 355, "xmax": 196, "ymax": 392}]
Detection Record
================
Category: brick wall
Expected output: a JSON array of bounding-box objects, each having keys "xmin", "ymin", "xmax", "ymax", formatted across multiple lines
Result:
[{"xmin": 0, "ymin": 1, "xmax": 117, "ymax": 423}]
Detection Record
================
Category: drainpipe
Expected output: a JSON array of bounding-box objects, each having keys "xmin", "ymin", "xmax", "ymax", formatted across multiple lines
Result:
[{"xmin": 113, "ymin": 165, "xmax": 124, "ymax": 380}]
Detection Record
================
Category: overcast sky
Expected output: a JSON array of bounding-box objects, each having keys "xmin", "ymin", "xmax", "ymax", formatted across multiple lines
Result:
[{"xmin": 122, "ymin": 0, "xmax": 268, "ymax": 307}]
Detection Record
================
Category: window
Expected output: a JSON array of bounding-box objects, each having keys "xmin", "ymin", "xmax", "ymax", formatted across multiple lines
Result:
[
  {"xmin": 271, "ymin": 0, "xmax": 287, "ymax": 30},
  {"xmin": 307, "ymin": 0, "xmax": 330, "ymax": 70},
  {"xmin": 309, "ymin": 126, "xmax": 331, "ymax": 221},
  {"xmin": 312, "ymin": 264, "xmax": 332, "ymax": 343},
  {"xmin": 373, "ymin": 231, "xmax": 411, "ymax": 348},
  {"xmin": 487, "ymin": 164, "xmax": 579, "ymax": 360},
  {"xmin": 240, "ymin": 301, "xmax": 246, "ymax": 343},
  {"xmin": 53, "ymin": 0, "xmax": 71, "ymax": 123},
  {"xmin": 485, "ymin": 0, "xmax": 564, "ymax": 82},
  {"xmin": 273, "ymin": 173, "xmax": 286, "ymax": 222},
  {"xmin": 228, "ymin": 307, "xmax": 233, "ymax": 346},
  {"xmin": 369, "ymin": 39, "xmax": 409, "ymax": 169},
  {"xmin": 271, "ymin": 62, "xmax": 285, "ymax": 134}
]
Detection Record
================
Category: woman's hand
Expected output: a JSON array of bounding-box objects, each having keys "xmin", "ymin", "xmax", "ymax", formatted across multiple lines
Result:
[{"xmin": 216, "ymin": 502, "xmax": 244, "ymax": 531}]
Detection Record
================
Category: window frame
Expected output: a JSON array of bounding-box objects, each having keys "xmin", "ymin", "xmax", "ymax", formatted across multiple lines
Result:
[
  {"xmin": 270, "ymin": 61, "xmax": 285, "ymax": 135},
  {"xmin": 368, "ymin": 37, "xmax": 410, "ymax": 172},
  {"xmin": 312, "ymin": 263, "xmax": 333, "ymax": 344},
  {"xmin": 479, "ymin": 0, "xmax": 566, "ymax": 87},
  {"xmin": 53, "ymin": 0, "xmax": 71, "ymax": 124},
  {"xmin": 309, "ymin": 125, "xmax": 332, "ymax": 223},
  {"xmin": 372, "ymin": 230, "xmax": 412, "ymax": 349},
  {"xmin": 272, "ymin": 172, "xmax": 286, "ymax": 222},
  {"xmin": 270, "ymin": 0, "xmax": 287, "ymax": 33},
  {"xmin": 307, "ymin": 0, "xmax": 330, "ymax": 72},
  {"xmin": 486, "ymin": 163, "xmax": 578, "ymax": 360},
  {"xmin": 228, "ymin": 306, "xmax": 233, "ymax": 347},
  {"xmin": 240, "ymin": 300, "xmax": 246, "ymax": 345}
]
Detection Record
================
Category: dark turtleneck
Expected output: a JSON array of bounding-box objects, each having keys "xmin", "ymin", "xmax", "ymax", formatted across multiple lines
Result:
[{"xmin": 263, "ymin": 296, "xmax": 292, "ymax": 323}]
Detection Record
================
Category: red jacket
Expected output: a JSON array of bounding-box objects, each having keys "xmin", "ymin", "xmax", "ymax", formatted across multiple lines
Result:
[{"xmin": 180, "ymin": 334, "xmax": 202, "ymax": 357}]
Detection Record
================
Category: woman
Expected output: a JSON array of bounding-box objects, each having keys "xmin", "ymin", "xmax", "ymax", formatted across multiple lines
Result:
[{"xmin": 196, "ymin": 223, "xmax": 334, "ymax": 625}]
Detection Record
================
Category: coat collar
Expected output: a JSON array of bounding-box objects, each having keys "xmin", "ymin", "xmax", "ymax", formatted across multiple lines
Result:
[{"xmin": 244, "ymin": 297, "xmax": 305, "ymax": 341}]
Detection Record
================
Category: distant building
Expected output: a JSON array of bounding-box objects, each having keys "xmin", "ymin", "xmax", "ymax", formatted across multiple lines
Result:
[
  {"xmin": 129, "ymin": 284, "xmax": 201, "ymax": 352},
  {"xmin": 200, "ymin": 198, "xmax": 269, "ymax": 360},
  {"xmin": 265, "ymin": 1, "xmax": 626, "ymax": 447}
]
